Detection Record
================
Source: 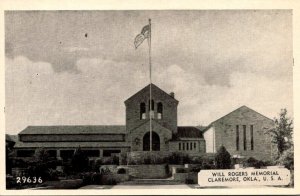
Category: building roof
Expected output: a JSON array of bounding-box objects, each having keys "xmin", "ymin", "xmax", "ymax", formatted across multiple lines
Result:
[
  {"xmin": 14, "ymin": 141, "xmax": 130, "ymax": 148},
  {"xmin": 6, "ymin": 134, "xmax": 17, "ymax": 143},
  {"xmin": 202, "ymin": 105, "xmax": 274, "ymax": 133},
  {"xmin": 195, "ymin": 125, "xmax": 207, "ymax": 132},
  {"xmin": 19, "ymin": 125, "xmax": 126, "ymax": 135},
  {"xmin": 124, "ymin": 83, "xmax": 178, "ymax": 104},
  {"xmin": 176, "ymin": 126, "xmax": 203, "ymax": 138}
]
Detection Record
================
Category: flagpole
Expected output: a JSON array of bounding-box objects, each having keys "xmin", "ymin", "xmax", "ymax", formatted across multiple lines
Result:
[{"xmin": 149, "ymin": 18, "xmax": 152, "ymax": 152}]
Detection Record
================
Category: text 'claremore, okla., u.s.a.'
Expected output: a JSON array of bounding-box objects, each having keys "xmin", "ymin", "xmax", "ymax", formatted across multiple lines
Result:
[{"xmin": 198, "ymin": 168, "xmax": 290, "ymax": 187}]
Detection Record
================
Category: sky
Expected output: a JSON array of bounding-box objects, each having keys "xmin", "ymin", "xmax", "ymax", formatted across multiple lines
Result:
[{"xmin": 5, "ymin": 10, "xmax": 293, "ymax": 134}]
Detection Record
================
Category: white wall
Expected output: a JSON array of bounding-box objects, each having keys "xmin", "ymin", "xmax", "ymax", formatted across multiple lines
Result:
[{"xmin": 203, "ymin": 126, "xmax": 215, "ymax": 153}]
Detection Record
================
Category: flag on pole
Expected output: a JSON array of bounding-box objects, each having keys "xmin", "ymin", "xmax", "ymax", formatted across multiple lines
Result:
[
  {"xmin": 134, "ymin": 19, "xmax": 152, "ymax": 151},
  {"xmin": 134, "ymin": 24, "xmax": 150, "ymax": 49}
]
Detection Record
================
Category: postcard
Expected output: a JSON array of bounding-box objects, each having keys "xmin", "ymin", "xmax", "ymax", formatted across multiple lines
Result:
[{"xmin": 1, "ymin": 0, "xmax": 299, "ymax": 195}]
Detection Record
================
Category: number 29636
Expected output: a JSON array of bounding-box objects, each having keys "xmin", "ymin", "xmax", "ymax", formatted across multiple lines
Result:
[{"xmin": 16, "ymin": 176, "xmax": 43, "ymax": 184}]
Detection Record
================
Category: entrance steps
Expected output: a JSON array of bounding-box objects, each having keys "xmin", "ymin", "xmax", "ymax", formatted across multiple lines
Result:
[{"xmin": 119, "ymin": 177, "xmax": 182, "ymax": 185}]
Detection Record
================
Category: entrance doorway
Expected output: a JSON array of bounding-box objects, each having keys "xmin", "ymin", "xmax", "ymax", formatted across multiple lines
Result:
[{"xmin": 143, "ymin": 131, "xmax": 160, "ymax": 151}]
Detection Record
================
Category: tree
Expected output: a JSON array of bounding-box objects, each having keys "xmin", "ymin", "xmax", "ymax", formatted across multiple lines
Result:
[
  {"xmin": 28, "ymin": 148, "xmax": 58, "ymax": 180},
  {"xmin": 6, "ymin": 135, "xmax": 15, "ymax": 175},
  {"xmin": 215, "ymin": 146, "xmax": 231, "ymax": 169},
  {"xmin": 71, "ymin": 147, "xmax": 89, "ymax": 172},
  {"xmin": 267, "ymin": 108, "xmax": 293, "ymax": 157}
]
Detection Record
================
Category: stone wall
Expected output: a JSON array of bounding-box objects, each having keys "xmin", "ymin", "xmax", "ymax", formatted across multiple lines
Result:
[
  {"xmin": 213, "ymin": 106, "xmax": 275, "ymax": 161},
  {"xmin": 126, "ymin": 151, "xmax": 215, "ymax": 165},
  {"xmin": 122, "ymin": 164, "xmax": 169, "ymax": 179},
  {"xmin": 127, "ymin": 151, "xmax": 171, "ymax": 164},
  {"xmin": 173, "ymin": 172, "xmax": 198, "ymax": 183}
]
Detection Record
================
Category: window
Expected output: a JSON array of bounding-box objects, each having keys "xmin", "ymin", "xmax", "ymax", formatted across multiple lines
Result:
[
  {"xmin": 46, "ymin": 150, "xmax": 57, "ymax": 157},
  {"xmin": 243, "ymin": 125, "xmax": 247, "ymax": 150},
  {"xmin": 194, "ymin": 142, "xmax": 196, "ymax": 149},
  {"xmin": 157, "ymin": 102, "xmax": 163, "ymax": 119},
  {"xmin": 250, "ymin": 125, "xmax": 254, "ymax": 150},
  {"xmin": 183, "ymin": 143, "xmax": 185, "ymax": 150},
  {"xmin": 82, "ymin": 150, "xmax": 100, "ymax": 157},
  {"xmin": 60, "ymin": 150, "xmax": 75, "ymax": 159},
  {"xmin": 190, "ymin": 142, "xmax": 192, "ymax": 150},
  {"xmin": 17, "ymin": 150, "xmax": 35, "ymax": 157},
  {"xmin": 103, "ymin": 150, "xmax": 121, "ymax": 157},
  {"xmin": 236, "ymin": 125, "xmax": 239, "ymax": 151},
  {"xmin": 179, "ymin": 143, "xmax": 181, "ymax": 150},
  {"xmin": 60, "ymin": 150, "xmax": 74, "ymax": 161},
  {"xmin": 187, "ymin": 142, "xmax": 189, "ymax": 150},
  {"xmin": 140, "ymin": 103, "xmax": 146, "ymax": 119}
]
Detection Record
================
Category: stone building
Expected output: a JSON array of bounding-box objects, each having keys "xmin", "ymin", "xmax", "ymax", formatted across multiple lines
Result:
[
  {"xmin": 203, "ymin": 106, "xmax": 276, "ymax": 161},
  {"xmin": 13, "ymin": 83, "xmax": 275, "ymax": 161}
]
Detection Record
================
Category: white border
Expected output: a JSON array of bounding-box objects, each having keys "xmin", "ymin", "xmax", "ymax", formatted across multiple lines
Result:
[{"xmin": 0, "ymin": 0, "xmax": 299, "ymax": 195}]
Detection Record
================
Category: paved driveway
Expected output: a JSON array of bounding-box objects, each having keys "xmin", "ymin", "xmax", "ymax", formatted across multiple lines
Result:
[{"xmin": 80, "ymin": 184, "xmax": 194, "ymax": 189}]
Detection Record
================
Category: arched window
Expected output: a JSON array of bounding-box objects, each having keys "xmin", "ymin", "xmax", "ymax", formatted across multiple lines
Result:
[
  {"xmin": 157, "ymin": 102, "xmax": 163, "ymax": 119},
  {"xmin": 140, "ymin": 102, "xmax": 146, "ymax": 119}
]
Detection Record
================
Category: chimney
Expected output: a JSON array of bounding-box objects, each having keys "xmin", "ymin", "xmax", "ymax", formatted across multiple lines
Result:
[{"xmin": 170, "ymin": 92, "xmax": 175, "ymax": 98}]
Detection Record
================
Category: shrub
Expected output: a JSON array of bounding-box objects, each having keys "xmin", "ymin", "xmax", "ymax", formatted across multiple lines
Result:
[
  {"xmin": 6, "ymin": 175, "xmax": 17, "ymax": 189},
  {"xmin": 63, "ymin": 163, "xmax": 73, "ymax": 175},
  {"xmin": 80, "ymin": 172, "xmax": 102, "ymax": 185},
  {"xmin": 244, "ymin": 157, "xmax": 258, "ymax": 167},
  {"xmin": 152, "ymin": 156, "xmax": 164, "ymax": 164},
  {"xmin": 191, "ymin": 157, "xmax": 203, "ymax": 164},
  {"xmin": 276, "ymin": 148, "xmax": 294, "ymax": 187},
  {"xmin": 92, "ymin": 159, "xmax": 102, "ymax": 172},
  {"xmin": 12, "ymin": 158, "xmax": 27, "ymax": 168},
  {"xmin": 182, "ymin": 154, "xmax": 191, "ymax": 164},
  {"xmin": 99, "ymin": 166, "xmax": 111, "ymax": 174},
  {"xmin": 101, "ymin": 156, "xmax": 120, "ymax": 165},
  {"xmin": 92, "ymin": 173, "xmax": 102, "ymax": 184},
  {"xmin": 127, "ymin": 154, "xmax": 167, "ymax": 165},
  {"xmin": 176, "ymin": 168, "xmax": 187, "ymax": 173},
  {"xmin": 81, "ymin": 172, "xmax": 93, "ymax": 185},
  {"xmin": 48, "ymin": 169, "xmax": 60, "ymax": 181},
  {"xmin": 127, "ymin": 157, "xmax": 136, "ymax": 165},
  {"xmin": 120, "ymin": 152, "xmax": 127, "ymax": 165},
  {"xmin": 100, "ymin": 175, "xmax": 117, "ymax": 185},
  {"xmin": 215, "ymin": 146, "xmax": 231, "ymax": 169},
  {"xmin": 244, "ymin": 157, "xmax": 269, "ymax": 169},
  {"xmin": 168, "ymin": 152, "xmax": 182, "ymax": 164},
  {"xmin": 117, "ymin": 168, "xmax": 126, "ymax": 174},
  {"xmin": 23, "ymin": 148, "xmax": 60, "ymax": 181},
  {"xmin": 112, "ymin": 155, "xmax": 119, "ymax": 165},
  {"xmin": 185, "ymin": 179, "xmax": 194, "ymax": 184},
  {"xmin": 202, "ymin": 163, "xmax": 215, "ymax": 169},
  {"xmin": 276, "ymin": 148, "xmax": 294, "ymax": 170},
  {"xmin": 102, "ymin": 157, "xmax": 112, "ymax": 165},
  {"xmin": 191, "ymin": 167, "xmax": 201, "ymax": 173}
]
